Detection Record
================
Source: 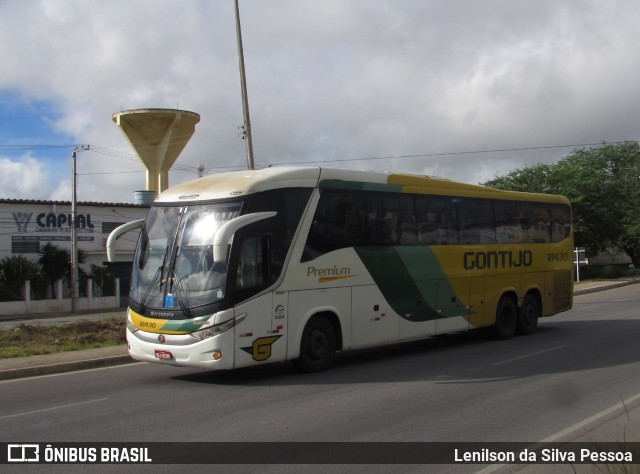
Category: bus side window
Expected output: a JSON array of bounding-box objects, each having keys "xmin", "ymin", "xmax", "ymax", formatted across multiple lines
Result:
[
  {"xmin": 496, "ymin": 201, "xmax": 528, "ymax": 244},
  {"xmin": 236, "ymin": 236, "xmax": 270, "ymax": 291},
  {"xmin": 416, "ymin": 195, "xmax": 458, "ymax": 245},
  {"xmin": 527, "ymin": 203, "xmax": 551, "ymax": 243},
  {"xmin": 303, "ymin": 190, "xmax": 366, "ymax": 260},
  {"xmin": 398, "ymin": 194, "xmax": 418, "ymax": 244},
  {"xmin": 551, "ymin": 204, "xmax": 571, "ymax": 242},
  {"xmin": 367, "ymin": 193, "xmax": 401, "ymax": 245},
  {"xmin": 459, "ymin": 198, "xmax": 496, "ymax": 244}
]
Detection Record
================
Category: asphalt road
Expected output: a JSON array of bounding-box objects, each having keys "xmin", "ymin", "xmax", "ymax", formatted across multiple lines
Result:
[{"xmin": 1, "ymin": 285, "xmax": 639, "ymax": 473}]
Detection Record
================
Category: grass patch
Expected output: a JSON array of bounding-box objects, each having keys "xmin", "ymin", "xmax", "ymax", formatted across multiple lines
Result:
[{"xmin": 0, "ymin": 318, "xmax": 126, "ymax": 359}]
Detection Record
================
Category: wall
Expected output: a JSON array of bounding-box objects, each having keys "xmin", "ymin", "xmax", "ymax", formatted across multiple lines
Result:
[{"xmin": 0, "ymin": 279, "xmax": 122, "ymax": 316}]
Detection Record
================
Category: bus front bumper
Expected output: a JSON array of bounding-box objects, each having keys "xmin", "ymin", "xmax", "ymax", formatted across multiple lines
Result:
[{"xmin": 126, "ymin": 329, "xmax": 236, "ymax": 370}]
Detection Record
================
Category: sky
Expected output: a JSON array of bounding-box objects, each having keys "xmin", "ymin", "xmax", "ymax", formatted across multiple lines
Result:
[{"xmin": 1, "ymin": 0, "xmax": 639, "ymax": 203}]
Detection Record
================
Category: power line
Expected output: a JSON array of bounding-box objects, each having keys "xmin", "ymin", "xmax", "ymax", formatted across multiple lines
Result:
[
  {"xmin": 0, "ymin": 144, "xmax": 78, "ymax": 151},
  {"xmin": 0, "ymin": 138, "xmax": 204, "ymax": 174},
  {"xmin": 78, "ymin": 171, "xmax": 144, "ymax": 176},
  {"xmin": 87, "ymin": 145, "xmax": 202, "ymax": 174},
  {"xmin": 1, "ymin": 139, "xmax": 638, "ymax": 177},
  {"xmin": 263, "ymin": 140, "xmax": 638, "ymax": 166}
]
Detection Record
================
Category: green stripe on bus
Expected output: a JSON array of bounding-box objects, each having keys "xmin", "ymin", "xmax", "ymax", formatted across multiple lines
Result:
[
  {"xmin": 355, "ymin": 246, "xmax": 468, "ymax": 321},
  {"xmin": 161, "ymin": 317, "xmax": 211, "ymax": 333},
  {"xmin": 395, "ymin": 247, "xmax": 471, "ymax": 318},
  {"xmin": 318, "ymin": 179, "xmax": 403, "ymax": 193}
]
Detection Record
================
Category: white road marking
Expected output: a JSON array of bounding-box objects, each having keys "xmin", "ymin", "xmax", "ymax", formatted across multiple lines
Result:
[
  {"xmin": 492, "ymin": 345, "xmax": 566, "ymax": 366},
  {"xmin": 0, "ymin": 362, "xmax": 147, "ymax": 384},
  {"xmin": 540, "ymin": 391, "xmax": 640, "ymax": 443},
  {"xmin": 475, "ymin": 391, "xmax": 640, "ymax": 474},
  {"xmin": 0, "ymin": 397, "xmax": 108, "ymax": 420}
]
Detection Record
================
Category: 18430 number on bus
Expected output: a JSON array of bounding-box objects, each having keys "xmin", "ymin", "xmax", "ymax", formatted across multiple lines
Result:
[{"xmin": 547, "ymin": 252, "xmax": 569, "ymax": 262}]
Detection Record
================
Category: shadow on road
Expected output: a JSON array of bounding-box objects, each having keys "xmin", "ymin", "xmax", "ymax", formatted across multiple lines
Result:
[{"xmin": 172, "ymin": 318, "xmax": 640, "ymax": 387}]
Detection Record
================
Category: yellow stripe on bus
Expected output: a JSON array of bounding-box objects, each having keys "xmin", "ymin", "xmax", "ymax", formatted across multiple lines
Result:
[{"xmin": 129, "ymin": 308, "xmax": 191, "ymax": 335}]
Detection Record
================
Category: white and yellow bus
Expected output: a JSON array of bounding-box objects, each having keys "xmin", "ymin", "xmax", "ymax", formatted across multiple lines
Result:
[{"xmin": 108, "ymin": 167, "xmax": 573, "ymax": 372}]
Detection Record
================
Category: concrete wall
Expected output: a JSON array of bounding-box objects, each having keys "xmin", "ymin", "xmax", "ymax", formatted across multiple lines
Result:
[{"xmin": 0, "ymin": 279, "xmax": 121, "ymax": 316}]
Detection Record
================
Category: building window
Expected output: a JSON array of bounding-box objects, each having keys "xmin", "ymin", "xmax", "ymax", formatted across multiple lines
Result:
[
  {"xmin": 12, "ymin": 241, "xmax": 40, "ymax": 254},
  {"xmin": 102, "ymin": 222, "xmax": 124, "ymax": 234}
]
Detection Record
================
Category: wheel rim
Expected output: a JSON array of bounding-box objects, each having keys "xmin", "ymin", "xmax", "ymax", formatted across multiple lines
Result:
[
  {"xmin": 522, "ymin": 304, "xmax": 535, "ymax": 326},
  {"xmin": 499, "ymin": 307, "xmax": 513, "ymax": 326},
  {"xmin": 307, "ymin": 329, "xmax": 328, "ymax": 361}
]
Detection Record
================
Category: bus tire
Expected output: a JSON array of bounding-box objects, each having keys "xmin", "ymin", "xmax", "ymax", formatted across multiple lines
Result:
[
  {"xmin": 517, "ymin": 293, "xmax": 539, "ymax": 335},
  {"xmin": 494, "ymin": 296, "xmax": 517, "ymax": 340},
  {"xmin": 292, "ymin": 317, "xmax": 336, "ymax": 373}
]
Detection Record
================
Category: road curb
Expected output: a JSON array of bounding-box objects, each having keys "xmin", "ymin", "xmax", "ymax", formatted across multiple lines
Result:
[
  {"xmin": 573, "ymin": 279, "xmax": 639, "ymax": 296},
  {"xmin": 0, "ymin": 355, "xmax": 135, "ymax": 381}
]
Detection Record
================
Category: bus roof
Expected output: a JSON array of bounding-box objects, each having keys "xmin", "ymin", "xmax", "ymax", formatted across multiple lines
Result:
[{"xmin": 156, "ymin": 166, "xmax": 569, "ymax": 204}]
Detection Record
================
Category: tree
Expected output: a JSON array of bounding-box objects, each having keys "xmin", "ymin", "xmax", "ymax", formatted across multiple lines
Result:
[
  {"xmin": 483, "ymin": 142, "xmax": 640, "ymax": 267},
  {"xmin": 38, "ymin": 243, "xmax": 87, "ymax": 298},
  {"xmin": 89, "ymin": 264, "xmax": 114, "ymax": 297},
  {"xmin": 38, "ymin": 244, "xmax": 69, "ymax": 298},
  {"xmin": 0, "ymin": 255, "xmax": 40, "ymax": 301}
]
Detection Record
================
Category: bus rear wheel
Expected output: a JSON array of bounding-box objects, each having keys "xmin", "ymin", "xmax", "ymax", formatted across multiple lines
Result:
[
  {"xmin": 293, "ymin": 317, "xmax": 336, "ymax": 373},
  {"xmin": 494, "ymin": 296, "xmax": 517, "ymax": 339},
  {"xmin": 517, "ymin": 293, "xmax": 539, "ymax": 335}
]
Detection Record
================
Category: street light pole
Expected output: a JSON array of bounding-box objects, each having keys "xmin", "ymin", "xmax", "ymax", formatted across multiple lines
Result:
[
  {"xmin": 234, "ymin": 0, "xmax": 255, "ymax": 170},
  {"xmin": 71, "ymin": 145, "xmax": 89, "ymax": 313}
]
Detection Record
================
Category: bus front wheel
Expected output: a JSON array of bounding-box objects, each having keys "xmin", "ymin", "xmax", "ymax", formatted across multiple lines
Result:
[
  {"xmin": 494, "ymin": 296, "xmax": 517, "ymax": 340},
  {"xmin": 293, "ymin": 317, "xmax": 336, "ymax": 373}
]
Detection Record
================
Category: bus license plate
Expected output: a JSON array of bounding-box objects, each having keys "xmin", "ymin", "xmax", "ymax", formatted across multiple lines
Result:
[{"xmin": 155, "ymin": 349, "xmax": 172, "ymax": 360}]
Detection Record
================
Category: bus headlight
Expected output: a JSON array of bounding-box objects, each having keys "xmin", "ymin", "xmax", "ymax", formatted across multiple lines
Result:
[
  {"xmin": 190, "ymin": 313, "xmax": 246, "ymax": 341},
  {"xmin": 126, "ymin": 308, "xmax": 139, "ymax": 333},
  {"xmin": 127, "ymin": 319, "xmax": 140, "ymax": 333}
]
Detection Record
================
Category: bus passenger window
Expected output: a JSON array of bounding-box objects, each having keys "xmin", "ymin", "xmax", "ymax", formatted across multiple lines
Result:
[
  {"xmin": 551, "ymin": 204, "xmax": 571, "ymax": 242},
  {"xmin": 496, "ymin": 201, "xmax": 528, "ymax": 244},
  {"xmin": 236, "ymin": 237, "xmax": 268, "ymax": 290},
  {"xmin": 366, "ymin": 193, "xmax": 401, "ymax": 245},
  {"xmin": 527, "ymin": 203, "xmax": 551, "ymax": 243},
  {"xmin": 303, "ymin": 190, "xmax": 366, "ymax": 260},
  {"xmin": 460, "ymin": 198, "xmax": 496, "ymax": 244},
  {"xmin": 416, "ymin": 195, "xmax": 458, "ymax": 245}
]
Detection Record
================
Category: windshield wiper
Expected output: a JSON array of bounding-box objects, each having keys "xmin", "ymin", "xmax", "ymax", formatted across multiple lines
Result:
[
  {"xmin": 167, "ymin": 267, "xmax": 192, "ymax": 317},
  {"xmin": 139, "ymin": 264, "xmax": 166, "ymax": 314},
  {"xmin": 139, "ymin": 242, "xmax": 170, "ymax": 313}
]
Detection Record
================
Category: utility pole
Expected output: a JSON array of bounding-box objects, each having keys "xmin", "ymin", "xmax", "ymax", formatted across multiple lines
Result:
[
  {"xmin": 234, "ymin": 0, "xmax": 255, "ymax": 170},
  {"xmin": 71, "ymin": 145, "xmax": 89, "ymax": 313}
]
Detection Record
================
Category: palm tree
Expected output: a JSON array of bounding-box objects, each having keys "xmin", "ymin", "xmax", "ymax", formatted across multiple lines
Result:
[
  {"xmin": 38, "ymin": 244, "xmax": 69, "ymax": 298},
  {"xmin": 38, "ymin": 244, "xmax": 86, "ymax": 298}
]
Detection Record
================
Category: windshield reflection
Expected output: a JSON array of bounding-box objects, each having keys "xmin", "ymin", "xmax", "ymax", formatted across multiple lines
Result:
[{"xmin": 131, "ymin": 202, "xmax": 242, "ymax": 312}]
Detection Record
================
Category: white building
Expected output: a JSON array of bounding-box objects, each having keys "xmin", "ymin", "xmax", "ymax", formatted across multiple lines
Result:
[{"xmin": 0, "ymin": 198, "xmax": 149, "ymax": 288}]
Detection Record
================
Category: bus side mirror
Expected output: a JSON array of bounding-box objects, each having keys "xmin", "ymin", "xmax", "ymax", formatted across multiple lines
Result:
[
  {"xmin": 213, "ymin": 212, "xmax": 276, "ymax": 263},
  {"xmin": 106, "ymin": 219, "xmax": 145, "ymax": 262}
]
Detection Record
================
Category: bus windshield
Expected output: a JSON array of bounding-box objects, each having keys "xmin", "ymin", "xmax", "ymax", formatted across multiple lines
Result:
[{"xmin": 131, "ymin": 202, "xmax": 242, "ymax": 312}]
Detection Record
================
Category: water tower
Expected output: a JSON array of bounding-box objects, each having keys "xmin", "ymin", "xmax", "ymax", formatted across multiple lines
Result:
[{"xmin": 112, "ymin": 108, "xmax": 201, "ymax": 197}]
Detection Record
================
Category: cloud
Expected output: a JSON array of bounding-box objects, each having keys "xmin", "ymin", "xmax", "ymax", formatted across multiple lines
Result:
[
  {"xmin": 0, "ymin": 154, "xmax": 52, "ymax": 198},
  {"xmin": 1, "ymin": 0, "xmax": 639, "ymax": 203}
]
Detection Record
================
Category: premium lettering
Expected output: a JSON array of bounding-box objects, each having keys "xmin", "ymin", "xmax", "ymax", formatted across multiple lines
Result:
[{"xmin": 307, "ymin": 266, "xmax": 351, "ymax": 277}]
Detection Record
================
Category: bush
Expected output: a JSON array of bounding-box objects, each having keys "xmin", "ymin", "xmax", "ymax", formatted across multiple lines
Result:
[
  {"xmin": 89, "ymin": 264, "xmax": 115, "ymax": 297},
  {"xmin": 583, "ymin": 265, "xmax": 640, "ymax": 280},
  {"xmin": 0, "ymin": 255, "xmax": 40, "ymax": 301}
]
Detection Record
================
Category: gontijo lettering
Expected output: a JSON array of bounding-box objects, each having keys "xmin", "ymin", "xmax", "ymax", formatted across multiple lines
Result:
[{"xmin": 464, "ymin": 250, "xmax": 532, "ymax": 270}]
